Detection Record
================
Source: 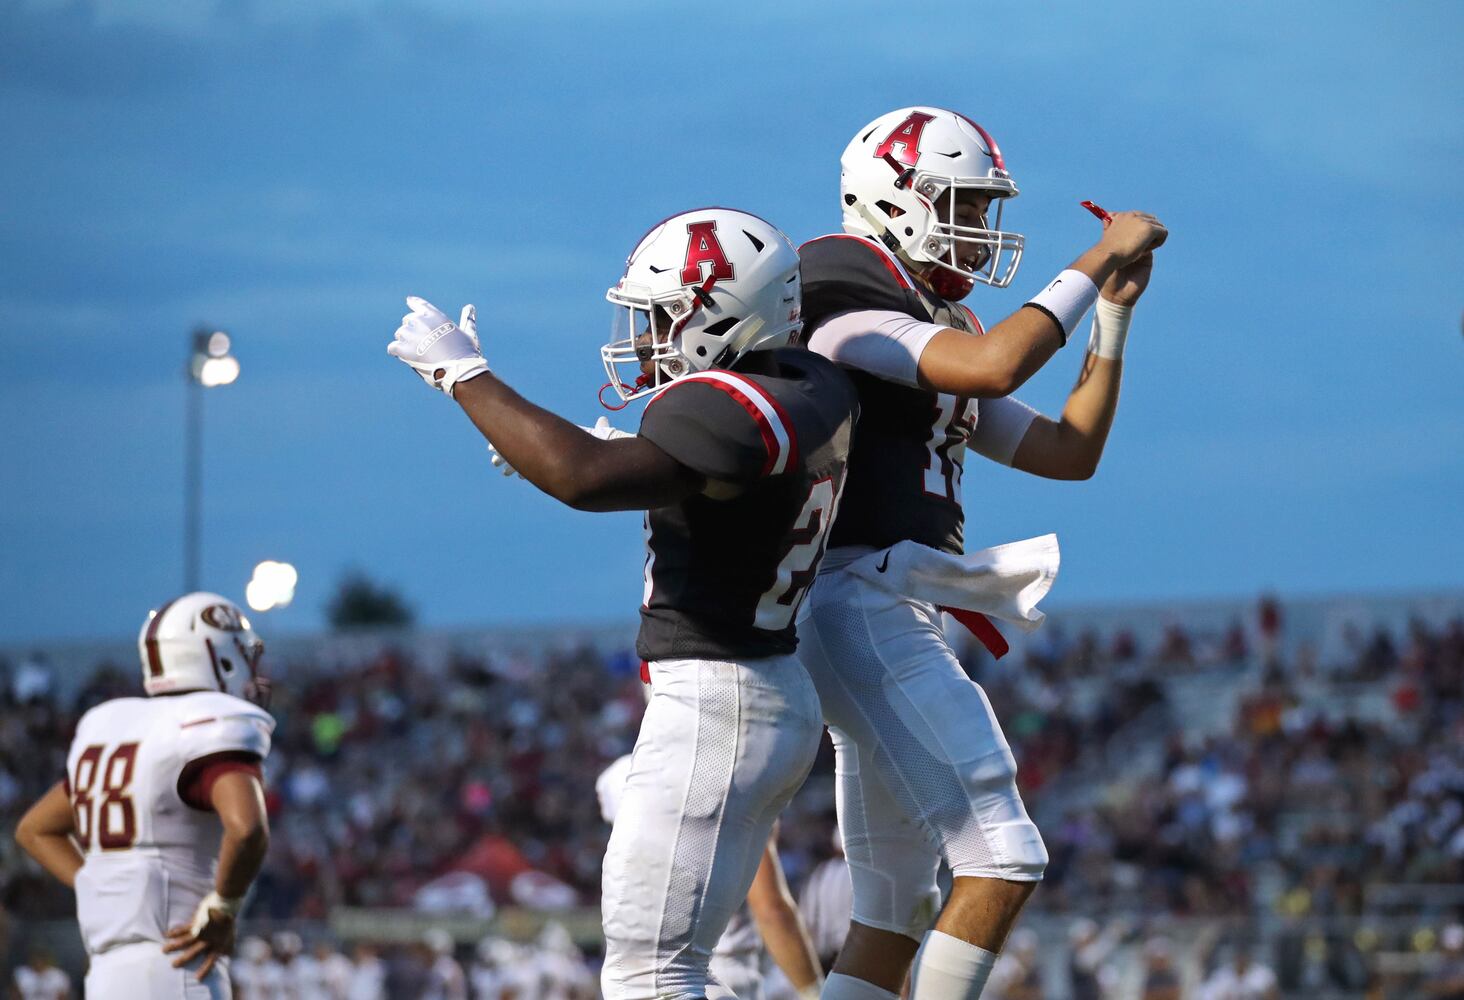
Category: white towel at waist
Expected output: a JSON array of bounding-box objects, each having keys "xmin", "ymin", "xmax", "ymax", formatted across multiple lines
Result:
[{"xmin": 835, "ymin": 533, "xmax": 1060, "ymax": 631}]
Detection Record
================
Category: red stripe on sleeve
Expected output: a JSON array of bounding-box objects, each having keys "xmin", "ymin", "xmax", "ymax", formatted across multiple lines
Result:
[
  {"xmin": 678, "ymin": 376, "xmax": 781, "ymax": 477},
  {"xmin": 742, "ymin": 379, "xmax": 799, "ymax": 474}
]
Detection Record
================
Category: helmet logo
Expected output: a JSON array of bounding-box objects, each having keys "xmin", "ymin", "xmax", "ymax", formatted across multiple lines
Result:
[
  {"xmin": 200, "ymin": 603, "xmax": 247, "ymax": 631},
  {"xmin": 680, "ymin": 221, "xmax": 735, "ymax": 286},
  {"xmin": 874, "ymin": 111, "xmax": 935, "ymax": 168}
]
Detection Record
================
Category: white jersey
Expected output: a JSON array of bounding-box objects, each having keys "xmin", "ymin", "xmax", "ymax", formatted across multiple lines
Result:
[{"xmin": 65, "ymin": 691, "xmax": 274, "ymax": 957}]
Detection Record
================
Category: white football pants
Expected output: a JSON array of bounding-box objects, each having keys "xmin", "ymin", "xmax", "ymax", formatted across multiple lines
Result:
[
  {"xmin": 601, "ymin": 654, "xmax": 823, "ymax": 1000},
  {"xmin": 796, "ymin": 565, "xmax": 1048, "ymax": 941},
  {"xmin": 85, "ymin": 942, "xmax": 228, "ymax": 999}
]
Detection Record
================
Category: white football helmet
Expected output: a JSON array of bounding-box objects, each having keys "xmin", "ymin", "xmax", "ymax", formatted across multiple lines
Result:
[
  {"xmin": 841, "ymin": 106, "xmax": 1024, "ymax": 299},
  {"xmin": 138, "ymin": 592, "xmax": 268, "ymax": 703},
  {"xmin": 601, "ymin": 207, "xmax": 802, "ymax": 404}
]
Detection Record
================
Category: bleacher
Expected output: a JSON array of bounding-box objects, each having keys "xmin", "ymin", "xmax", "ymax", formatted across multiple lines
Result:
[{"xmin": 3, "ymin": 589, "xmax": 1460, "ymax": 998}]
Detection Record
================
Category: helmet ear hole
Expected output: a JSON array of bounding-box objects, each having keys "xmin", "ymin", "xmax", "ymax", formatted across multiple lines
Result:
[
  {"xmin": 696, "ymin": 346, "xmax": 707, "ymax": 357},
  {"xmin": 844, "ymin": 194, "xmax": 857, "ymax": 206}
]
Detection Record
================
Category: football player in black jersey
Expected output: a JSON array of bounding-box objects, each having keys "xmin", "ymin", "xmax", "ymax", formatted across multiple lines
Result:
[
  {"xmin": 793, "ymin": 107, "xmax": 1167, "ymax": 1000},
  {"xmin": 387, "ymin": 207, "xmax": 858, "ymax": 1000}
]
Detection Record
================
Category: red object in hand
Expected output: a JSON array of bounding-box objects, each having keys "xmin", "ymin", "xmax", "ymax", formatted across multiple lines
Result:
[{"xmin": 1080, "ymin": 200, "xmax": 1113, "ymax": 224}]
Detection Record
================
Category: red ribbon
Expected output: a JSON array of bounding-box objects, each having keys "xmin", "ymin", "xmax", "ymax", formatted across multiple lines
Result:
[{"xmin": 939, "ymin": 606, "xmax": 1010, "ymax": 660}]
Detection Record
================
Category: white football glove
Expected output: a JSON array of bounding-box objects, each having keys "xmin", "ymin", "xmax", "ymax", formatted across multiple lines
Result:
[
  {"xmin": 488, "ymin": 417, "xmax": 631, "ymax": 479},
  {"xmin": 388, "ymin": 296, "xmax": 489, "ymax": 397}
]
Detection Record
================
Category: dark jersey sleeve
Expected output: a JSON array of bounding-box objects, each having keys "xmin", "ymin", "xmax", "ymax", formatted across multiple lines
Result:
[
  {"xmin": 639, "ymin": 378, "xmax": 779, "ymax": 484},
  {"xmin": 799, "ymin": 235, "xmax": 926, "ymax": 332}
]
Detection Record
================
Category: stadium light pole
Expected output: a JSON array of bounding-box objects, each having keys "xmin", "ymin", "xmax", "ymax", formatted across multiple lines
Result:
[{"xmin": 185, "ymin": 329, "xmax": 239, "ymax": 592}]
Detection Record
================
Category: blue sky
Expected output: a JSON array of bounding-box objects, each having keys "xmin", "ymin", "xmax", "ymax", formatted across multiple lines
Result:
[{"xmin": 2, "ymin": 0, "xmax": 1461, "ymax": 642}]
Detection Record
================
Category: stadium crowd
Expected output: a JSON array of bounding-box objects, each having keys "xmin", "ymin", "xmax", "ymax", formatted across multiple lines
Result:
[{"xmin": 2, "ymin": 596, "xmax": 1461, "ymax": 997}]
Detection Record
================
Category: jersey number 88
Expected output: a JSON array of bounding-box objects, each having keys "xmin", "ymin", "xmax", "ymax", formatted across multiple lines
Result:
[{"xmin": 72, "ymin": 743, "xmax": 140, "ymax": 851}]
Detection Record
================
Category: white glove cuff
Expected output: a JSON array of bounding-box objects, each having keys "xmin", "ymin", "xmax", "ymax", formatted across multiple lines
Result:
[
  {"xmin": 440, "ymin": 359, "xmax": 490, "ymax": 397},
  {"xmin": 1087, "ymin": 297, "xmax": 1134, "ymax": 360},
  {"xmin": 189, "ymin": 890, "xmax": 244, "ymax": 934},
  {"xmin": 1023, "ymin": 269, "xmax": 1100, "ymax": 345}
]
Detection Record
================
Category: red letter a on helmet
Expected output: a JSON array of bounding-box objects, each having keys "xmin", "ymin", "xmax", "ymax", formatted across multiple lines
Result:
[
  {"xmin": 680, "ymin": 221, "xmax": 736, "ymax": 286},
  {"xmin": 874, "ymin": 111, "xmax": 935, "ymax": 168}
]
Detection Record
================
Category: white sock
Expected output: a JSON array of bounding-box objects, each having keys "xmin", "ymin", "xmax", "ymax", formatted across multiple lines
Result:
[
  {"xmin": 821, "ymin": 972, "xmax": 900, "ymax": 1000},
  {"xmin": 909, "ymin": 930, "xmax": 998, "ymax": 999}
]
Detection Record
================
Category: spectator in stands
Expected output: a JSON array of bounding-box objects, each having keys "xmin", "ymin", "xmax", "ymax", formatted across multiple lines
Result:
[
  {"xmin": 347, "ymin": 942, "xmax": 387, "ymax": 1000},
  {"xmin": 1068, "ymin": 916, "xmax": 1126, "ymax": 999},
  {"xmin": 422, "ymin": 928, "xmax": 468, "ymax": 1000},
  {"xmin": 1424, "ymin": 923, "xmax": 1464, "ymax": 999},
  {"xmin": 1257, "ymin": 594, "xmax": 1282, "ymax": 667},
  {"xmin": 986, "ymin": 927, "xmax": 1042, "ymax": 1000},
  {"xmin": 1199, "ymin": 940, "xmax": 1279, "ymax": 1000},
  {"xmin": 11, "ymin": 949, "xmax": 70, "ymax": 1000},
  {"xmin": 1139, "ymin": 935, "xmax": 1182, "ymax": 1000}
]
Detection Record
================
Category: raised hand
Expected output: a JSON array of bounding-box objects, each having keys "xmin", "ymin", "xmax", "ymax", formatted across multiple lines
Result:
[{"xmin": 387, "ymin": 297, "xmax": 490, "ymax": 396}]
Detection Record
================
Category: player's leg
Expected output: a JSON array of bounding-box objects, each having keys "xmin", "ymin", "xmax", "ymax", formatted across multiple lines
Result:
[
  {"xmin": 815, "ymin": 724, "xmax": 937, "ymax": 997},
  {"xmin": 601, "ymin": 655, "xmax": 823, "ymax": 1000},
  {"xmin": 799, "ymin": 569, "xmax": 1045, "ymax": 1000}
]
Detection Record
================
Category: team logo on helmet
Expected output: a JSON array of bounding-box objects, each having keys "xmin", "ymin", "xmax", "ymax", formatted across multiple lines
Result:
[
  {"xmin": 200, "ymin": 603, "xmax": 247, "ymax": 631},
  {"xmin": 874, "ymin": 111, "xmax": 935, "ymax": 168},
  {"xmin": 680, "ymin": 221, "xmax": 735, "ymax": 286}
]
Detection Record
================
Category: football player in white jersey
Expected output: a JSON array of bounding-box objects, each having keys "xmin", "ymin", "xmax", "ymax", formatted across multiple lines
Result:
[{"xmin": 14, "ymin": 592, "xmax": 274, "ymax": 999}]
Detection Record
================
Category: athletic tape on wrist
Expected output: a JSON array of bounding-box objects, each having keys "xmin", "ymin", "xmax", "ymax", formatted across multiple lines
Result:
[
  {"xmin": 1087, "ymin": 297, "xmax": 1133, "ymax": 360},
  {"xmin": 189, "ymin": 890, "xmax": 244, "ymax": 935},
  {"xmin": 1023, "ymin": 269, "xmax": 1100, "ymax": 345}
]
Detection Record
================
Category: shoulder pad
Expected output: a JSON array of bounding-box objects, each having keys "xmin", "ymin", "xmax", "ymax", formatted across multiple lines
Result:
[
  {"xmin": 799, "ymin": 234, "xmax": 924, "ymax": 332},
  {"xmin": 175, "ymin": 694, "xmax": 274, "ymax": 763},
  {"xmin": 639, "ymin": 372, "xmax": 798, "ymax": 482}
]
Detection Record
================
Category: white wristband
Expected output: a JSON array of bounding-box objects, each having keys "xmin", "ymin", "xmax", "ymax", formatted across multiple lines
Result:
[
  {"xmin": 796, "ymin": 982, "xmax": 824, "ymax": 1000},
  {"xmin": 189, "ymin": 890, "xmax": 244, "ymax": 935},
  {"xmin": 1087, "ymin": 297, "xmax": 1133, "ymax": 360},
  {"xmin": 1023, "ymin": 269, "xmax": 1099, "ymax": 345}
]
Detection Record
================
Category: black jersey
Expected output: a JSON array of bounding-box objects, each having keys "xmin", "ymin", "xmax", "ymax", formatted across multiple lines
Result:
[
  {"xmin": 634, "ymin": 348, "xmax": 859, "ymax": 663},
  {"xmin": 799, "ymin": 233, "xmax": 985, "ymax": 555}
]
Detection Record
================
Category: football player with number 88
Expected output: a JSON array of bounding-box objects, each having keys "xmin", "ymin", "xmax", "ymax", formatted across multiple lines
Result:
[
  {"xmin": 15, "ymin": 593, "xmax": 275, "ymax": 998},
  {"xmin": 387, "ymin": 207, "xmax": 858, "ymax": 1000},
  {"xmin": 794, "ymin": 107, "xmax": 1167, "ymax": 1000}
]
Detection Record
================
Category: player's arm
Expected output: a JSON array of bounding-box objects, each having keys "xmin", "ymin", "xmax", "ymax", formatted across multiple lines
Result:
[
  {"xmin": 14, "ymin": 782, "xmax": 82, "ymax": 888},
  {"xmin": 916, "ymin": 211, "xmax": 1165, "ymax": 397},
  {"xmin": 452, "ymin": 374, "xmax": 705, "ymax": 511},
  {"xmin": 387, "ymin": 297, "xmax": 705, "ymax": 512},
  {"xmin": 164, "ymin": 768, "xmax": 269, "ymax": 980},
  {"xmin": 746, "ymin": 832, "xmax": 823, "ymax": 999},
  {"xmin": 1006, "ymin": 251, "xmax": 1154, "ymax": 480}
]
